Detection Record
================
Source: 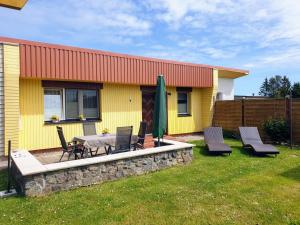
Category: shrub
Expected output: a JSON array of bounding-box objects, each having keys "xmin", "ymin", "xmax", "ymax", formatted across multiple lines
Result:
[
  {"xmin": 223, "ymin": 129, "xmax": 239, "ymax": 139},
  {"xmin": 263, "ymin": 118, "xmax": 290, "ymax": 144}
]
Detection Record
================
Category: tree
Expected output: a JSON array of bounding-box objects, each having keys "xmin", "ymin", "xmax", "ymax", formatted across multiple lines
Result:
[
  {"xmin": 280, "ymin": 76, "xmax": 292, "ymax": 97},
  {"xmin": 258, "ymin": 75, "xmax": 292, "ymax": 98},
  {"xmin": 259, "ymin": 78, "xmax": 270, "ymax": 96},
  {"xmin": 268, "ymin": 75, "xmax": 283, "ymax": 98},
  {"xmin": 292, "ymin": 82, "xmax": 300, "ymax": 98}
]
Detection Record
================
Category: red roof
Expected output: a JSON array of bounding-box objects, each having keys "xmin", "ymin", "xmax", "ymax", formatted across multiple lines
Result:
[{"xmin": 0, "ymin": 36, "xmax": 248, "ymax": 87}]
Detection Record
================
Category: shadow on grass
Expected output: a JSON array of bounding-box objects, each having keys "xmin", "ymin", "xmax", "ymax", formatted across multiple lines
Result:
[
  {"xmin": 0, "ymin": 170, "xmax": 8, "ymax": 190},
  {"xmin": 281, "ymin": 166, "xmax": 300, "ymax": 181},
  {"xmin": 235, "ymin": 146, "xmax": 252, "ymax": 156},
  {"xmin": 0, "ymin": 170, "xmax": 19, "ymax": 195},
  {"xmin": 196, "ymin": 145, "xmax": 231, "ymax": 157},
  {"xmin": 235, "ymin": 146, "xmax": 276, "ymax": 158}
]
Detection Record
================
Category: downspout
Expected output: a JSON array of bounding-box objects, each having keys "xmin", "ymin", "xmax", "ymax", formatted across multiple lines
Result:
[{"xmin": 0, "ymin": 43, "xmax": 4, "ymax": 157}]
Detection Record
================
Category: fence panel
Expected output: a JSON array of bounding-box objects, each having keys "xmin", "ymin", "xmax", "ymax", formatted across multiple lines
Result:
[
  {"xmin": 213, "ymin": 100, "xmax": 242, "ymax": 132},
  {"xmin": 292, "ymin": 99, "xmax": 300, "ymax": 145},
  {"xmin": 213, "ymin": 99, "xmax": 299, "ymax": 145},
  {"xmin": 244, "ymin": 99, "xmax": 286, "ymax": 141}
]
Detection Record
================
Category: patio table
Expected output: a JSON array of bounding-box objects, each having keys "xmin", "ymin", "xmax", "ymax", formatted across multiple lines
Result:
[{"xmin": 72, "ymin": 134, "xmax": 138, "ymax": 149}]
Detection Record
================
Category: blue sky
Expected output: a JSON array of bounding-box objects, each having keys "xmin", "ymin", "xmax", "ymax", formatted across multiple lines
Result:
[{"xmin": 0, "ymin": 0, "xmax": 299, "ymax": 95}]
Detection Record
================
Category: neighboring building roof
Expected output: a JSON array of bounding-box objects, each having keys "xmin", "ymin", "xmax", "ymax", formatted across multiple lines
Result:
[
  {"xmin": 0, "ymin": 0, "xmax": 28, "ymax": 10},
  {"xmin": 218, "ymin": 69, "xmax": 248, "ymax": 79},
  {"xmin": 234, "ymin": 95, "xmax": 269, "ymax": 100},
  {"xmin": 0, "ymin": 36, "xmax": 248, "ymax": 87}
]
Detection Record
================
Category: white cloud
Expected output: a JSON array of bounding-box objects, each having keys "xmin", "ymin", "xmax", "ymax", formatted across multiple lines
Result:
[
  {"xmin": 145, "ymin": 0, "xmax": 232, "ymax": 28},
  {"xmin": 141, "ymin": 47, "xmax": 203, "ymax": 63},
  {"xmin": 61, "ymin": 0, "xmax": 151, "ymax": 36},
  {"xmin": 246, "ymin": 48, "xmax": 300, "ymax": 68},
  {"xmin": 142, "ymin": 0, "xmax": 300, "ymax": 68},
  {"xmin": 243, "ymin": 63, "xmax": 256, "ymax": 68},
  {"xmin": 145, "ymin": 0, "xmax": 300, "ymax": 47},
  {"xmin": 1, "ymin": 0, "xmax": 300, "ymax": 71},
  {"xmin": 0, "ymin": 0, "xmax": 152, "ymax": 45},
  {"xmin": 177, "ymin": 38, "xmax": 239, "ymax": 59}
]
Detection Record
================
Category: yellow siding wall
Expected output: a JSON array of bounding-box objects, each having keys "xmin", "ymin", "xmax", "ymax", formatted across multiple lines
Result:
[
  {"xmin": 19, "ymin": 70, "xmax": 218, "ymax": 150},
  {"xmin": 19, "ymin": 80, "xmax": 142, "ymax": 150},
  {"xmin": 167, "ymin": 69, "xmax": 218, "ymax": 134},
  {"xmin": 3, "ymin": 44, "xmax": 19, "ymax": 154},
  {"xmin": 101, "ymin": 84, "xmax": 142, "ymax": 135},
  {"xmin": 167, "ymin": 87, "xmax": 203, "ymax": 134},
  {"xmin": 201, "ymin": 69, "xmax": 218, "ymax": 128}
]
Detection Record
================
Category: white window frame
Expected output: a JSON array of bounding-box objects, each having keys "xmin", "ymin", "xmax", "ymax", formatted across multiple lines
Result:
[
  {"xmin": 82, "ymin": 89, "xmax": 100, "ymax": 119},
  {"xmin": 43, "ymin": 88, "xmax": 100, "ymax": 122},
  {"xmin": 43, "ymin": 88, "xmax": 65, "ymax": 121},
  {"xmin": 177, "ymin": 91, "xmax": 191, "ymax": 116},
  {"xmin": 65, "ymin": 89, "xmax": 80, "ymax": 120}
]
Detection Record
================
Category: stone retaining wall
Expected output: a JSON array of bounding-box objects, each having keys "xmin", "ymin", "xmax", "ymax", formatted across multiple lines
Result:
[{"xmin": 12, "ymin": 147, "xmax": 193, "ymax": 196}]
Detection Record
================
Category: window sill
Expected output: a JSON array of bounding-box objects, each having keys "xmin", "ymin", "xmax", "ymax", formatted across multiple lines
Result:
[
  {"xmin": 44, "ymin": 119, "xmax": 101, "ymax": 125},
  {"xmin": 177, "ymin": 114, "xmax": 192, "ymax": 117}
]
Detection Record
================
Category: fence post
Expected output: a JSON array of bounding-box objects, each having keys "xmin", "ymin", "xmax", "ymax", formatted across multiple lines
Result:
[
  {"xmin": 212, "ymin": 96, "xmax": 216, "ymax": 126},
  {"xmin": 289, "ymin": 94, "xmax": 293, "ymax": 149},
  {"xmin": 6, "ymin": 140, "xmax": 12, "ymax": 193},
  {"xmin": 241, "ymin": 98, "xmax": 245, "ymax": 126},
  {"xmin": 286, "ymin": 95, "xmax": 293, "ymax": 149}
]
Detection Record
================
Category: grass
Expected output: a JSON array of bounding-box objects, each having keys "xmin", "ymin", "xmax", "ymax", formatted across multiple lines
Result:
[{"xmin": 0, "ymin": 139, "xmax": 300, "ymax": 225}]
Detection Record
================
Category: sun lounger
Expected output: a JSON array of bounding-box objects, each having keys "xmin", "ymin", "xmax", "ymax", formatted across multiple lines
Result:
[
  {"xmin": 204, "ymin": 127, "xmax": 232, "ymax": 154},
  {"xmin": 239, "ymin": 127, "xmax": 279, "ymax": 155}
]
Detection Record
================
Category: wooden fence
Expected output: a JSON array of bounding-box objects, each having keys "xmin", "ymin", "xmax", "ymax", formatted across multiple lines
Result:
[{"xmin": 212, "ymin": 98, "xmax": 300, "ymax": 145}]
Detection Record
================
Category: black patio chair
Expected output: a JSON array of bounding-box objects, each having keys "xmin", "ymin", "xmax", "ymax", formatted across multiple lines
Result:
[
  {"xmin": 82, "ymin": 122, "xmax": 100, "ymax": 156},
  {"xmin": 57, "ymin": 126, "xmax": 83, "ymax": 161},
  {"xmin": 132, "ymin": 121, "xmax": 147, "ymax": 150},
  {"xmin": 105, "ymin": 126, "xmax": 133, "ymax": 154},
  {"xmin": 83, "ymin": 122, "xmax": 97, "ymax": 136}
]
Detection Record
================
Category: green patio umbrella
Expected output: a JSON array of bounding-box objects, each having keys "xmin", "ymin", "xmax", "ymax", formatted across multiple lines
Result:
[{"xmin": 152, "ymin": 75, "xmax": 167, "ymax": 146}]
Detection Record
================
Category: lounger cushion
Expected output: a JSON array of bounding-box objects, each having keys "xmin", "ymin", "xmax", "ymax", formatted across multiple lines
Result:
[
  {"xmin": 207, "ymin": 143, "xmax": 232, "ymax": 153},
  {"xmin": 204, "ymin": 127, "xmax": 224, "ymax": 144},
  {"xmin": 239, "ymin": 127, "xmax": 280, "ymax": 155},
  {"xmin": 239, "ymin": 127, "xmax": 263, "ymax": 145},
  {"xmin": 247, "ymin": 143, "xmax": 279, "ymax": 154}
]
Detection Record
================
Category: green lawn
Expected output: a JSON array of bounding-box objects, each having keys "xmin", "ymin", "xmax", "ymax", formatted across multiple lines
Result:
[{"xmin": 0, "ymin": 139, "xmax": 300, "ymax": 225}]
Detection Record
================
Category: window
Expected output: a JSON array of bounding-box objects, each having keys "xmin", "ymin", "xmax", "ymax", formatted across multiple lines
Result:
[
  {"xmin": 83, "ymin": 90, "xmax": 99, "ymax": 118},
  {"xmin": 44, "ymin": 89, "xmax": 63, "ymax": 121},
  {"xmin": 44, "ymin": 88, "xmax": 100, "ymax": 122},
  {"xmin": 177, "ymin": 92, "xmax": 190, "ymax": 115},
  {"xmin": 65, "ymin": 89, "xmax": 79, "ymax": 119}
]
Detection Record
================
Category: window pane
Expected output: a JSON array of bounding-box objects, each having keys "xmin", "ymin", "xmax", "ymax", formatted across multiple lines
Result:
[
  {"xmin": 83, "ymin": 90, "xmax": 98, "ymax": 118},
  {"xmin": 65, "ymin": 89, "xmax": 79, "ymax": 119},
  {"xmin": 44, "ymin": 89, "xmax": 62, "ymax": 121},
  {"xmin": 178, "ymin": 93, "xmax": 187, "ymax": 102},
  {"xmin": 178, "ymin": 92, "xmax": 188, "ymax": 114},
  {"xmin": 178, "ymin": 103, "xmax": 188, "ymax": 114}
]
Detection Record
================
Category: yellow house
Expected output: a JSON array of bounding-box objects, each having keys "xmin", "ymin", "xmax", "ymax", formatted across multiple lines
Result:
[{"xmin": 0, "ymin": 36, "xmax": 248, "ymax": 155}]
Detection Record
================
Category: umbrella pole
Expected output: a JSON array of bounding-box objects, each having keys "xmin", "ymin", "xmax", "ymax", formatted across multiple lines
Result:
[{"xmin": 158, "ymin": 116, "xmax": 161, "ymax": 147}]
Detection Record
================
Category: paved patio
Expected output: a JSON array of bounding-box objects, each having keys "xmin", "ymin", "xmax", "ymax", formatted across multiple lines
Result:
[{"xmin": 0, "ymin": 133, "xmax": 203, "ymax": 168}]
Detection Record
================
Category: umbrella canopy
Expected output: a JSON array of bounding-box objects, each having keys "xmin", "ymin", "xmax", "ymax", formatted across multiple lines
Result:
[{"xmin": 152, "ymin": 75, "xmax": 167, "ymax": 144}]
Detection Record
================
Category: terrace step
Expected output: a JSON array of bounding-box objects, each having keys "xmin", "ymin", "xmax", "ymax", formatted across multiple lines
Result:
[{"xmin": 143, "ymin": 135, "xmax": 185, "ymax": 148}]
